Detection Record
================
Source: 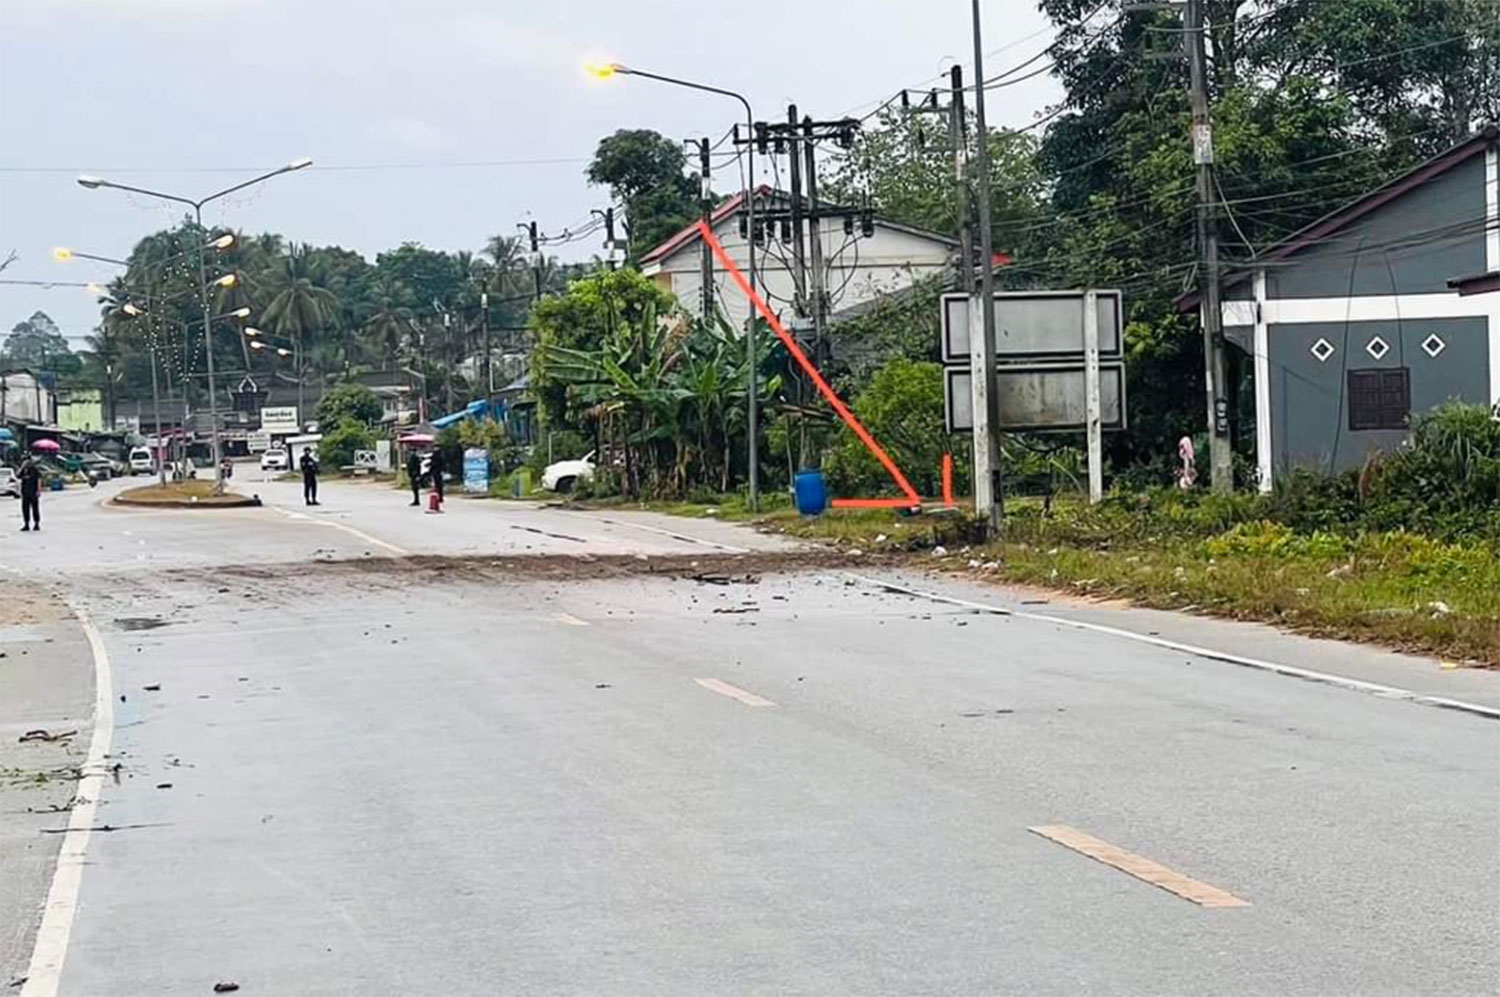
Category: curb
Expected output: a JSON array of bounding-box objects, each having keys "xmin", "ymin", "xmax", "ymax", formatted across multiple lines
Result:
[{"xmin": 111, "ymin": 495, "xmax": 261, "ymax": 510}]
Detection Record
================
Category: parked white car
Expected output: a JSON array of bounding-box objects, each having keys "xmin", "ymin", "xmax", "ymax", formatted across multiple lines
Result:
[
  {"xmin": 541, "ymin": 452, "xmax": 597, "ymax": 493},
  {"xmin": 0, "ymin": 467, "xmax": 18, "ymax": 498},
  {"xmin": 260, "ymin": 448, "xmax": 289, "ymax": 472}
]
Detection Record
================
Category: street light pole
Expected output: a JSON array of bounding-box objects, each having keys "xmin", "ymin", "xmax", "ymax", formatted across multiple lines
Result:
[
  {"xmin": 77, "ymin": 157, "xmax": 312, "ymax": 493},
  {"xmin": 588, "ymin": 63, "xmax": 760, "ymax": 509}
]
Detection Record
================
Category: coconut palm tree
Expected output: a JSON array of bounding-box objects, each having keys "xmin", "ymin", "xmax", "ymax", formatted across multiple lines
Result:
[
  {"xmin": 361, "ymin": 274, "xmax": 413, "ymax": 371},
  {"xmin": 260, "ymin": 244, "xmax": 339, "ymax": 416}
]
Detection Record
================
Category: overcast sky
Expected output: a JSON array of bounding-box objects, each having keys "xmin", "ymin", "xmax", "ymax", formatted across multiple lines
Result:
[{"xmin": 0, "ymin": 0, "xmax": 1060, "ymax": 345}]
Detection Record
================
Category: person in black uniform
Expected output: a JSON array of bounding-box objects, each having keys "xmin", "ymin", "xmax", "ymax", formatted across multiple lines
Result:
[
  {"xmin": 406, "ymin": 450, "xmax": 423, "ymax": 507},
  {"xmin": 18, "ymin": 456, "xmax": 41, "ymax": 532},
  {"xmin": 300, "ymin": 447, "xmax": 320, "ymax": 506}
]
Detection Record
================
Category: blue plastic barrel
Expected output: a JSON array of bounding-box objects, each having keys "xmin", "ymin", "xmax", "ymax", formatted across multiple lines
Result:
[{"xmin": 793, "ymin": 469, "xmax": 827, "ymax": 516}]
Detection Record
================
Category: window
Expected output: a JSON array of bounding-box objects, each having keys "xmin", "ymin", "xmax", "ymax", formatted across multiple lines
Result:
[{"xmin": 1347, "ymin": 368, "xmax": 1410, "ymax": 431}]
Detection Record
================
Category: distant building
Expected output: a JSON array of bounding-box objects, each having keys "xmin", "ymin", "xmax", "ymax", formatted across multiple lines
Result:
[
  {"xmin": 638, "ymin": 188, "xmax": 961, "ymax": 333},
  {"xmin": 1185, "ymin": 125, "xmax": 1499, "ymax": 490},
  {"xmin": 56, "ymin": 387, "xmax": 104, "ymax": 433},
  {"xmin": 352, "ymin": 368, "xmax": 425, "ymax": 426},
  {"xmin": 0, "ymin": 369, "xmax": 56, "ymax": 425}
]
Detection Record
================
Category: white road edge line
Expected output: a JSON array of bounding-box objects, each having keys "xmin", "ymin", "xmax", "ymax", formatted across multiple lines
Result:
[
  {"xmin": 844, "ymin": 573, "xmax": 1500, "ymax": 721},
  {"xmin": 21, "ymin": 605, "xmax": 116, "ymax": 997},
  {"xmin": 554, "ymin": 612, "xmax": 590, "ymax": 627},
  {"xmin": 580, "ymin": 515, "xmax": 750, "ymax": 554},
  {"xmin": 270, "ymin": 506, "xmax": 410, "ymax": 556}
]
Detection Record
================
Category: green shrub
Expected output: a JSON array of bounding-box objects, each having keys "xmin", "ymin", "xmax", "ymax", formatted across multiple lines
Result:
[
  {"xmin": 824, "ymin": 358, "xmax": 967, "ymax": 497},
  {"xmin": 315, "ymin": 383, "xmax": 382, "ymax": 429},
  {"xmin": 318, "ymin": 418, "xmax": 374, "ymax": 469}
]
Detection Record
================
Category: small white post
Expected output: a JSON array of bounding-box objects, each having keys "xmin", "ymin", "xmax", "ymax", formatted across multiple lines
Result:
[{"xmin": 1083, "ymin": 289, "xmax": 1103, "ymax": 504}]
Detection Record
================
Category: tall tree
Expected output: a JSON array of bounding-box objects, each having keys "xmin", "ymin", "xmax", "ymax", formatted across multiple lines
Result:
[
  {"xmin": 586, "ymin": 129, "xmax": 698, "ymax": 259},
  {"xmin": 2, "ymin": 311, "xmax": 72, "ymax": 369}
]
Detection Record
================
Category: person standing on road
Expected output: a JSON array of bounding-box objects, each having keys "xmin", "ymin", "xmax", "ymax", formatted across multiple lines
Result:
[
  {"xmin": 406, "ymin": 450, "xmax": 422, "ymax": 507},
  {"xmin": 300, "ymin": 447, "xmax": 320, "ymax": 506},
  {"xmin": 18, "ymin": 456, "xmax": 41, "ymax": 532}
]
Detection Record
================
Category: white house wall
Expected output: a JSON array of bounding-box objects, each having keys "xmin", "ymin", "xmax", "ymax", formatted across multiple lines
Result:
[{"xmin": 650, "ymin": 218, "xmax": 952, "ymax": 331}]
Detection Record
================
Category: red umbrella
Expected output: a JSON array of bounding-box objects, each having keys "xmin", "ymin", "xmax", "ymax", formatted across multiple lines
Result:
[{"xmin": 31, "ymin": 439, "xmax": 61, "ymax": 452}]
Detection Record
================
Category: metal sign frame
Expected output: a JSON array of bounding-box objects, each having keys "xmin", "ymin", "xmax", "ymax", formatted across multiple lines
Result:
[
  {"xmin": 945, "ymin": 363, "xmax": 1128, "ymax": 434},
  {"xmin": 941, "ymin": 290, "xmax": 1124, "ymax": 364}
]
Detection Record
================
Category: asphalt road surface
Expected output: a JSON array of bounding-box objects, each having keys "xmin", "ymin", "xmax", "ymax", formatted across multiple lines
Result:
[{"xmin": 2, "ymin": 474, "xmax": 1497, "ymax": 996}]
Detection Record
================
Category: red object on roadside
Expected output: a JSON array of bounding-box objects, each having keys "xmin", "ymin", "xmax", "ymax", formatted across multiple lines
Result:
[
  {"xmin": 428, "ymin": 490, "xmax": 443, "ymax": 513},
  {"xmin": 942, "ymin": 453, "xmax": 955, "ymax": 507}
]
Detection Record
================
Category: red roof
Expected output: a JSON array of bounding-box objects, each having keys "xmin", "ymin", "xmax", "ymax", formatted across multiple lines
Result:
[{"xmin": 640, "ymin": 188, "xmax": 765, "ymax": 265}]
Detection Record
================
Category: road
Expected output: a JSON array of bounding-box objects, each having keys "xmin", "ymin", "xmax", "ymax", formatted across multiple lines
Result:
[{"xmin": 2, "ymin": 474, "xmax": 1497, "ymax": 996}]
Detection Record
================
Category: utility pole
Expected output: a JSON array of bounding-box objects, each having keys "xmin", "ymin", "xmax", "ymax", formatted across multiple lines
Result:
[
  {"xmin": 801, "ymin": 115, "xmax": 829, "ymax": 366},
  {"xmin": 784, "ymin": 105, "xmax": 809, "ymax": 316},
  {"xmin": 1186, "ymin": 0, "xmax": 1232, "ymax": 492},
  {"xmin": 696, "ymin": 141, "xmax": 715, "ymax": 322},
  {"xmin": 519, "ymin": 220, "xmax": 542, "ymax": 302},
  {"xmin": 481, "ymin": 287, "xmax": 492, "ymax": 396},
  {"xmin": 969, "ymin": 0, "xmax": 1004, "ymax": 533},
  {"xmin": 950, "ymin": 65, "xmax": 975, "ymax": 293},
  {"xmin": 592, "ymin": 206, "xmax": 621, "ymax": 271}
]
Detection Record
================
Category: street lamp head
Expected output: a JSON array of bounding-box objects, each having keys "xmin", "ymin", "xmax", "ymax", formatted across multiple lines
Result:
[
  {"xmin": 243, "ymin": 326, "xmax": 262, "ymax": 337},
  {"xmin": 285, "ymin": 157, "xmax": 313, "ymax": 171},
  {"xmin": 249, "ymin": 340, "xmax": 266, "ymax": 350},
  {"xmin": 85, "ymin": 282, "xmax": 106, "ymax": 297},
  {"xmin": 76, "ymin": 175, "xmax": 104, "ymax": 189},
  {"xmin": 276, "ymin": 347, "xmax": 292, "ymax": 357},
  {"xmin": 53, "ymin": 247, "xmax": 74, "ymax": 262},
  {"xmin": 123, "ymin": 303, "xmax": 144, "ymax": 316},
  {"xmin": 228, "ymin": 306, "xmax": 252, "ymax": 318},
  {"xmin": 212, "ymin": 234, "xmax": 235, "ymax": 249},
  {"xmin": 215, "ymin": 273, "xmax": 237, "ymax": 287},
  {"xmin": 585, "ymin": 62, "xmax": 623, "ymax": 80}
]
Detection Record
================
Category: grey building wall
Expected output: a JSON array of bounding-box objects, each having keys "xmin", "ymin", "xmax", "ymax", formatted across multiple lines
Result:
[
  {"xmin": 1269, "ymin": 316, "xmax": 1489, "ymax": 475},
  {"xmin": 1267, "ymin": 156, "xmax": 1487, "ymax": 299}
]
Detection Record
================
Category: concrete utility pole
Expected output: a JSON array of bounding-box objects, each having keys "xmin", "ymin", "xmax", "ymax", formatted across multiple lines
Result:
[
  {"xmin": 697, "ymin": 141, "xmax": 715, "ymax": 321},
  {"xmin": 801, "ymin": 115, "xmax": 830, "ymax": 367},
  {"xmin": 593, "ymin": 206, "xmax": 621, "ymax": 272},
  {"xmin": 481, "ymin": 288, "xmax": 492, "ymax": 396},
  {"xmin": 785, "ymin": 105, "xmax": 809, "ymax": 316},
  {"xmin": 968, "ymin": 0, "xmax": 1004, "ymax": 533},
  {"xmin": 950, "ymin": 65, "xmax": 975, "ymax": 294},
  {"xmin": 519, "ymin": 221, "xmax": 542, "ymax": 302},
  {"xmin": 1186, "ymin": 0, "xmax": 1233, "ymax": 492}
]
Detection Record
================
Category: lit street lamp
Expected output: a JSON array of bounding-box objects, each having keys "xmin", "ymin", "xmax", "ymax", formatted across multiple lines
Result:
[
  {"xmin": 76, "ymin": 158, "xmax": 312, "ymax": 492},
  {"xmin": 586, "ymin": 62, "xmax": 763, "ymax": 510}
]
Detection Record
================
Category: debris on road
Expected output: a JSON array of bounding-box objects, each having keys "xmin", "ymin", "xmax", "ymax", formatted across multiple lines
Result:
[
  {"xmin": 212, "ymin": 983, "xmax": 241, "ymax": 993},
  {"xmin": 19, "ymin": 729, "xmax": 76, "ymax": 743}
]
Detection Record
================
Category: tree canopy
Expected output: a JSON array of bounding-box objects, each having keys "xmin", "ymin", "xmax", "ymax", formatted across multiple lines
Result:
[{"xmin": 586, "ymin": 129, "xmax": 699, "ymax": 259}]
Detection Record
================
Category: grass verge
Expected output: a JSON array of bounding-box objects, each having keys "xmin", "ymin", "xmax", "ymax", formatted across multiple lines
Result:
[{"xmin": 114, "ymin": 479, "xmax": 257, "ymax": 508}]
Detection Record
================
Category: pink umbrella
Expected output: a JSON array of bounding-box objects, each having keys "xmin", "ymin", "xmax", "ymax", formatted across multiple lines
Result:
[
  {"xmin": 31, "ymin": 439, "xmax": 61, "ymax": 452},
  {"xmin": 397, "ymin": 433, "xmax": 434, "ymax": 445}
]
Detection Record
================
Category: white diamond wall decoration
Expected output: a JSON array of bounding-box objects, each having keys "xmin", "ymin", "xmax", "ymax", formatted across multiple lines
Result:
[
  {"xmin": 1310, "ymin": 338, "xmax": 1335, "ymax": 363},
  {"xmin": 1421, "ymin": 334, "xmax": 1446, "ymax": 358},
  {"xmin": 1365, "ymin": 336, "xmax": 1390, "ymax": 360}
]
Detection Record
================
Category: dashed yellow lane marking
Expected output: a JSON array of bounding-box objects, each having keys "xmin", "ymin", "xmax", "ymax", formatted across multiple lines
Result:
[{"xmin": 1028, "ymin": 825, "xmax": 1250, "ymax": 909}]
